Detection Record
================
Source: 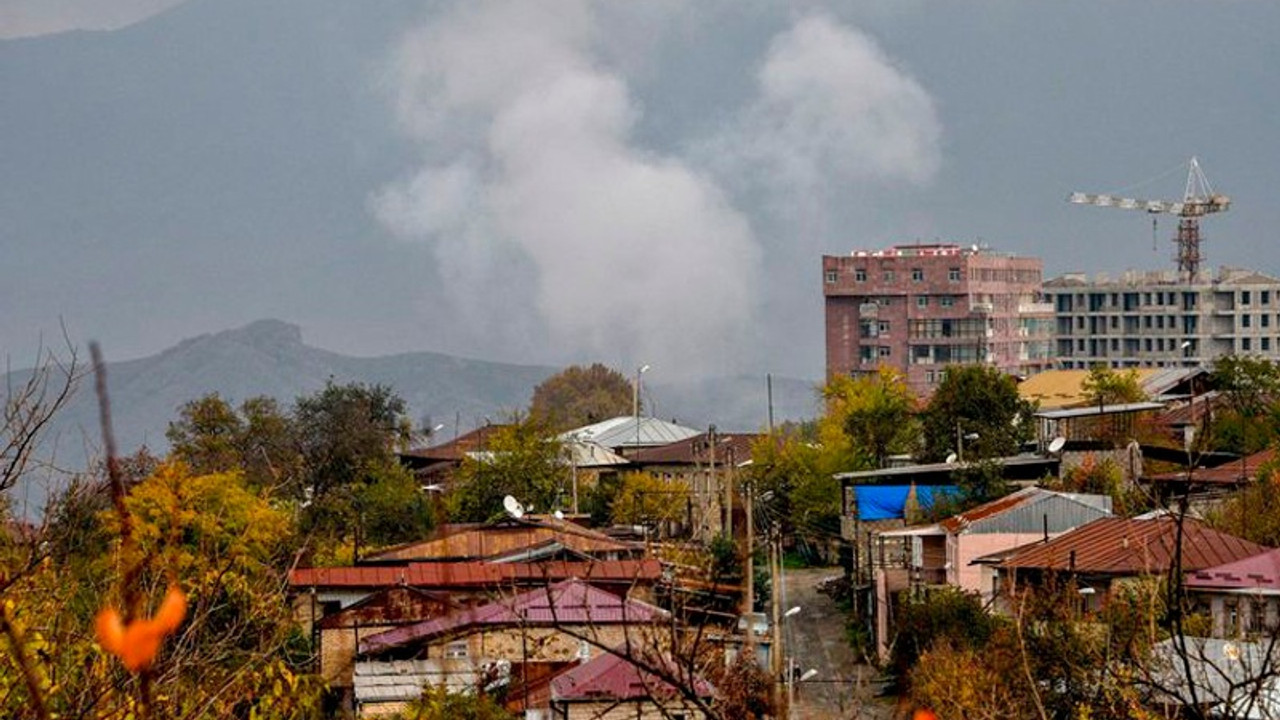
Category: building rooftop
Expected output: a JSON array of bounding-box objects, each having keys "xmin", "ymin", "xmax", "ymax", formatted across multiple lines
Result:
[
  {"xmin": 939, "ymin": 487, "xmax": 1111, "ymax": 535},
  {"xmin": 551, "ymin": 650, "xmax": 713, "ymax": 703},
  {"xmin": 562, "ymin": 416, "xmax": 702, "ymax": 450},
  {"xmin": 1145, "ymin": 447, "xmax": 1278, "ymax": 486},
  {"xmin": 628, "ymin": 432, "xmax": 759, "ymax": 465},
  {"xmin": 289, "ymin": 558, "xmax": 663, "ymax": 590},
  {"xmin": 999, "ymin": 516, "xmax": 1265, "ymax": 575},
  {"xmin": 361, "ymin": 516, "xmax": 639, "ymax": 563},
  {"xmin": 1019, "ymin": 367, "xmax": 1204, "ymax": 410},
  {"xmin": 359, "ymin": 578, "xmax": 667, "ymax": 655},
  {"xmin": 1186, "ymin": 548, "xmax": 1280, "ymax": 594}
]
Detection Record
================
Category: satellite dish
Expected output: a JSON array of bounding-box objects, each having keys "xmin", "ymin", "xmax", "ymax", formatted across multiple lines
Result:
[
  {"xmin": 945, "ymin": 453, "xmax": 958, "ymax": 465},
  {"xmin": 553, "ymin": 509, "xmax": 565, "ymax": 520},
  {"xmin": 502, "ymin": 495, "xmax": 525, "ymax": 519},
  {"xmin": 1048, "ymin": 437, "xmax": 1067, "ymax": 454}
]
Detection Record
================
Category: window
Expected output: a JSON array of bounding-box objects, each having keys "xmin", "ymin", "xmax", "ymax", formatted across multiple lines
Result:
[
  {"xmin": 1243, "ymin": 291, "xmax": 1252, "ymax": 305},
  {"xmin": 1144, "ymin": 316, "xmax": 1153, "ymax": 329},
  {"xmin": 925, "ymin": 370, "xmax": 935, "ymax": 384},
  {"xmin": 916, "ymin": 296, "xmax": 928, "ymax": 308},
  {"xmin": 912, "ymin": 268, "xmax": 924, "ymax": 282},
  {"xmin": 446, "ymin": 641, "xmax": 469, "ymax": 659},
  {"xmin": 1145, "ymin": 338, "xmax": 1153, "ymax": 352},
  {"xmin": 1110, "ymin": 339, "xmax": 1119, "ymax": 351},
  {"xmin": 948, "ymin": 267, "xmax": 962, "ymax": 282},
  {"xmin": 1264, "ymin": 338, "xmax": 1272, "ymax": 352},
  {"xmin": 878, "ymin": 321, "xmax": 890, "ymax": 335},
  {"xmin": 883, "ymin": 270, "xmax": 895, "ymax": 282},
  {"xmin": 940, "ymin": 296, "xmax": 955, "ymax": 308},
  {"xmin": 1265, "ymin": 290, "xmax": 1272, "ymax": 305},
  {"xmin": 878, "ymin": 346, "xmax": 891, "ymax": 357},
  {"xmin": 1244, "ymin": 314, "xmax": 1252, "ymax": 329},
  {"xmin": 854, "ymin": 268, "xmax": 867, "ymax": 282},
  {"xmin": 1110, "ymin": 316, "xmax": 1118, "ymax": 329},
  {"xmin": 825, "ymin": 270, "xmax": 837, "ymax": 284},
  {"xmin": 1265, "ymin": 315, "xmax": 1272, "ymax": 329},
  {"xmin": 1243, "ymin": 338, "xmax": 1252, "ymax": 352}
]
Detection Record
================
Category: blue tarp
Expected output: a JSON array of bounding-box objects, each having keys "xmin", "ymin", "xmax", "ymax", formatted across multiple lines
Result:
[{"xmin": 853, "ymin": 485, "xmax": 958, "ymax": 521}]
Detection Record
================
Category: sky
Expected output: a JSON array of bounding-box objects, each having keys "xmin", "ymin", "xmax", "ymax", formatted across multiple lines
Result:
[{"xmin": 2, "ymin": 0, "xmax": 1278, "ymax": 381}]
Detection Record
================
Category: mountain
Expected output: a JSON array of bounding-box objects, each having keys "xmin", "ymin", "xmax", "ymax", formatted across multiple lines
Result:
[{"xmin": 11, "ymin": 319, "xmax": 819, "ymax": 499}]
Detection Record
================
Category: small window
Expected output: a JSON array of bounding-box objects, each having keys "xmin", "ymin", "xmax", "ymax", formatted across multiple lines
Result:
[
  {"xmin": 916, "ymin": 296, "xmax": 928, "ymax": 308},
  {"xmin": 1243, "ymin": 338, "xmax": 1253, "ymax": 352},
  {"xmin": 825, "ymin": 270, "xmax": 837, "ymax": 284},
  {"xmin": 883, "ymin": 270, "xmax": 895, "ymax": 282},
  {"xmin": 1264, "ymin": 338, "xmax": 1272, "ymax": 352},
  {"xmin": 940, "ymin": 296, "xmax": 954, "ymax": 308},
  {"xmin": 911, "ymin": 268, "xmax": 924, "ymax": 282},
  {"xmin": 1264, "ymin": 315, "xmax": 1271, "ymax": 329},
  {"xmin": 1244, "ymin": 315, "xmax": 1252, "ymax": 328},
  {"xmin": 878, "ymin": 346, "xmax": 891, "ymax": 357},
  {"xmin": 948, "ymin": 267, "xmax": 961, "ymax": 282},
  {"xmin": 1264, "ymin": 290, "xmax": 1272, "ymax": 305},
  {"xmin": 854, "ymin": 268, "xmax": 867, "ymax": 282},
  {"xmin": 1110, "ymin": 316, "xmax": 1118, "ymax": 329},
  {"xmin": 446, "ymin": 641, "xmax": 469, "ymax": 659},
  {"xmin": 1243, "ymin": 291, "xmax": 1252, "ymax": 305},
  {"xmin": 925, "ymin": 370, "xmax": 935, "ymax": 384},
  {"xmin": 878, "ymin": 321, "xmax": 890, "ymax": 335}
]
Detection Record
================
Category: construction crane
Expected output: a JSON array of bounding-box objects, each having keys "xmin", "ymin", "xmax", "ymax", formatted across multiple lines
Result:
[{"xmin": 1068, "ymin": 156, "xmax": 1231, "ymax": 281}]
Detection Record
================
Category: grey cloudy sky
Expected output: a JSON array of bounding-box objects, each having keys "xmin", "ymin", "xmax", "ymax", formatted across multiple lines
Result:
[{"xmin": 2, "ymin": 0, "xmax": 1278, "ymax": 380}]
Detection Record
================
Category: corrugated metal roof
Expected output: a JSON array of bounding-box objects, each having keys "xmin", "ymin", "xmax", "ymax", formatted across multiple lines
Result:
[
  {"xmin": 562, "ymin": 416, "xmax": 701, "ymax": 449},
  {"xmin": 834, "ymin": 454, "xmax": 1057, "ymax": 481},
  {"xmin": 1019, "ymin": 369, "xmax": 1202, "ymax": 411},
  {"xmin": 629, "ymin": 433, "xmax": 759, "ymax": 465},
  {"xmin": 363, "ymin": 517, "xmax": 639, "ymax": 563},
  {"xmin": 563, "ymin": 440, "xmax": 631, "ymax": 468},
  {"xmin": 551, "ymin": 650, "xmax": 713, "ymax": 702},
  {"xmin": 400, "ymin": 425, "xmax": 511, "ymax": 462},
  {"xmin": 1000, "ymin": 516, "xmax": 1265, "ymax": 574},
  {"xmin": 354, "ymin": 659, "xmax": 474, "ymax": 702},
  {"xmin": 290, "ymin": 558, "xmax": 663, "ymax": 589},
  {"xmin": 1146, "ymin": 448, "xmax": 1277, "ymax": 486},
  {"xmin": 1186, "ymin": 548, "xmax": 1280, "ymax": 592},
  {"xmin": 359, "ymin": 579, "xmax": 667, "ymax": 655},
  {"xmin": 939, "ymin": 488, "xmax": 1112, "ymax": 535},
  {"xmin": 1034, "ymin": 402, "xmax": 1167, "ymax": 420}
]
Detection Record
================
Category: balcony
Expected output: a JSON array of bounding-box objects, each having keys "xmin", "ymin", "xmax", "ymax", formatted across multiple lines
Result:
[{"xmin": 1018, "ymin": 302, "xmax": 1054, "ymax": 315}]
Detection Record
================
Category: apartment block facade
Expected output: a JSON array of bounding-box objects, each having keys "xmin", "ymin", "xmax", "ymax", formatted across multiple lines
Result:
[
  {"xmin": 823, "ymin": 244, "xmax": 1053, "ymax": 393},
  {"xmin": 1045, "ymin": 268, "xmax": 1280, "ymax": 369}
]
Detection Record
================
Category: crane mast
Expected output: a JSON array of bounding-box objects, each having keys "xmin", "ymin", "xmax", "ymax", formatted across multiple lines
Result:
[{"xmin": 1068, "ymin": 157, "xmax": 1231, "ymax": 281}]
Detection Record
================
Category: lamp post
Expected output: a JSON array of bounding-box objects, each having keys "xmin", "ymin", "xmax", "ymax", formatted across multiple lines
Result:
[
  {"xmin": 633, "ymin": 364, "xmax": 650, "ymax": 451},
  {"xmin": 781, "ymin": 606, "xmax": 815, "ymax": 720}
]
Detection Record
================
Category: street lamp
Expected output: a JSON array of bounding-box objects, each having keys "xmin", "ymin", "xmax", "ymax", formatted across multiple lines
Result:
[
  {"xmin": 633, "ymin": 364, "xmax": 650, "ymax": 450},
  {"xmin": 781, "ymin": 605, "xmax": 815, "ymax": 720}
]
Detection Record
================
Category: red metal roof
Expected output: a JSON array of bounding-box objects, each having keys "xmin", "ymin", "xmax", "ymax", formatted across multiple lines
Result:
[
  {"xmin": 1186, "ymin": 548, "xmax": 1280, "ymax": 592},
  {"xmin": 628, "ymin": 433, "xmax": 759, "ymax": 466},
  {"xmin": 1145, "ymin": 448, "xmax": 1277, "ymax": 486},
  {"xmin": 1000, "ymin": 516, "xmax": 1265, "ymax": 575},
  {"xmin": 399, "ymin": 424, "xmax": 511, "ymax": 462},
  {"xmin": 551, "ymin": 651, "xmax": 713, "ymax": 702},
  {"xmin": 359, "ymin": 579, "xmax": 667, "ymax": 655},
  {"xmin": 289, "ymin": 559, "xmax": 663, "ymax": 589}
]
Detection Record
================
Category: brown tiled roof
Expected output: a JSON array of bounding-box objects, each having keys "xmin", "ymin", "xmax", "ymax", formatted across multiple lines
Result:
[
  {"xmin": 1145, "ymin": 448, "xmax": 1277, "ymax": 486},
  {"xmin": 1000, "ymin": 516, "xmax": 1265, "ymax": 575},
  {"xmin": 290, "ymin": 559, "xmax": 663, "ymax": 589},
  {"xmin": 1186, "ymin": 548, "xmax": 1280, "ymax": 592},
  {"xmin": 628, "ymin": 433, "xmax": 759, "ymax": 466},
  {"xmin": 362, "ymin": 518, "xmax": 639, "ymax": 563}
]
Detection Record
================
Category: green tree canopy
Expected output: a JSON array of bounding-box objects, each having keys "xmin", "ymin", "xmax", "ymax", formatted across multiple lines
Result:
[
  {"xmin": 828, "ymin": 367, "xmax": 920, "ymax": 469},
  {"xmin": 166, "ymin": 393, "xmax": 302, "ymax": 490},
  {"xmin": 918, "ymin": 365, "xmax": 1036, "ymax": 462},
  {"xmin": 1081, "ymin": 364, "xmax": 1147, "ymax": 406},
  {"xmin": 448, "ymin": 419, "xmax": 567, "ymax": 522},
  {"xmin": 294, "ymin": 380, "xmax": 409, "ymax": 499},
  {"xmin": 529, "ymin": 363, "xmax": 636, "ymax": 431}
]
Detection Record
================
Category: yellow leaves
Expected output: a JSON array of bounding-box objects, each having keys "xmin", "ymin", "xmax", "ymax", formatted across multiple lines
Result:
[{"xmin": 94, "ymin": 585, "xmax": 187, "ymax": 672}]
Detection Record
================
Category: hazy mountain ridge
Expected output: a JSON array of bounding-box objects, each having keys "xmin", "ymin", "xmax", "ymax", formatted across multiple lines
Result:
[{"xmin": 12, "ymin": 320, "xmax": 819, "ymax": 475}]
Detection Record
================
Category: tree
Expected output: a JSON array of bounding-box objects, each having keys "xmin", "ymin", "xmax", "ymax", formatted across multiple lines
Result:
[
  {"xmin": 448, "ymin": 419, "xmax": 567, "ymax": 522},
  {"xmin": 828, "ymin": 367, "xmax": 919, "ymax": 469},
  {"xmin": 918, "ymin": 365, "xmax": 1036, "ymax": 462},
  {"xmin": 2, "ymin": 341, "xmax": 80, "ymax": 495},
  {"xmin": 1209, "ymin": 356, "xmax": 1280, "ymax": 454},
  {"xmin": 294, "ymin": 380, "xmax": 410, "ymax": 500},
  {"xmin": 392, "ymin": 686, "xmax": 515, "ymax": 720},
  {"xmin": 166, "ymin": 393, "xmax": 302, "ymax": 490},
  {"xmin": 610, "ymin": 471, "xmax": 691, "ymax": 527},
  {"xmin": 1082, "ymin": 364, "xmax": 1147, "ymax": 407},
  {"xmin": 529, "ymin": 363, "xmax": 635, "ymax": 431}
]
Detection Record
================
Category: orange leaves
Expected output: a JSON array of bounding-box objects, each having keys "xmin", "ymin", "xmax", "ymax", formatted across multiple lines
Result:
[
  {"xmin": 95, "ymin": 585, "xmax": 187, "ymax": 672},
  {"xmin": 913, "ymin": 709, "xmax": 939, "ymax": 720}
]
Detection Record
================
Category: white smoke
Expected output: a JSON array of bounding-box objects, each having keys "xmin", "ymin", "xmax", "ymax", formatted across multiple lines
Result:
[
  {"xmin": 372, "ymin": 0, "xmax": 760, "ymax": 376},
  {"xmin": 372, "ymin": 3, "xmax": 942, "ymax": 379}
]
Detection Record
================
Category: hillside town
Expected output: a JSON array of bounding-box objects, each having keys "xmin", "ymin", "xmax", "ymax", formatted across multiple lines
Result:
[{"xmin": 5, "ymin": 2, "xmax": 1280, "ymax": 719}]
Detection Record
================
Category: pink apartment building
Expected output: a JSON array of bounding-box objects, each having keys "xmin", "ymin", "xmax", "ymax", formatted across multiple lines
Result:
[{"xmin": 823, "ymin": 243, "xmax": 1054, "ymax": 394}]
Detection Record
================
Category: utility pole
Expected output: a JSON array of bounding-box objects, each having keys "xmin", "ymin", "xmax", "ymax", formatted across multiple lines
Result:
[
  {"xmin": 771, "ymin": 530, "xmax": 784, "ymax": 709},
  {"xmin": 744, "ymin": 478, "xmax": 754, "ymax": 617}
]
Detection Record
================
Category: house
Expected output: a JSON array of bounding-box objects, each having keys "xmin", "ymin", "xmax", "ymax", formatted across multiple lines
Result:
[
  {"xmin": 315, "ymin": 587, "xmax": 455, "ymax": 694},
  {"xmin": 867, "ymin": 487, "xmax": 1111, "ymax": 660},
  {"xmin": 561, "ymin": 416, "xmax": 701, "ymax": 456},
  {"xmin": 549, "ymin": 650, "xmax": 715, "ymax": 720},
  {"xmin": 354, "ymin": 579, "xmax": 669, "ymax": 716},
  {"xmin": 1145, "ymin": 636, "xmax": 1280, "ymax": 719},
  {"xmin": 627, "ymin": 431, "xmax": 758, "ymax": 540},
  {"xmin": 398, "ymin": 424, "xmax": 512, "ymax": 483},
  {"xmin": 1145, "ymin": 447, "xmax": 1278, "ymax": 492},
  {"xmin": 1185, "ymin": 548, "xmax": 1280, "ymax": 638},
  {"xmin": 995, "ymin": 515, "xmax": 1266, "ymax": 611},
  {"xmin": 1018, "ymin": 367, "xmax": 1206, "ymax": 411}
]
